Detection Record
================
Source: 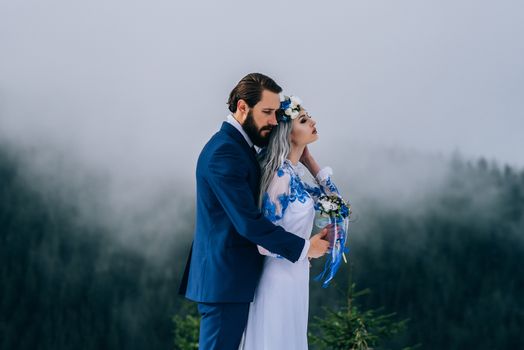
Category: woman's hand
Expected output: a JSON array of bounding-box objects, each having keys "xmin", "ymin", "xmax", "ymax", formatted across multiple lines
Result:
[
  {"xmin": 300, "ymin": 145, "xmax": 313, "ymax": 164},
  {"xmin": 300, "ymin": 146, "xmax": 321, "ymax": 177}
]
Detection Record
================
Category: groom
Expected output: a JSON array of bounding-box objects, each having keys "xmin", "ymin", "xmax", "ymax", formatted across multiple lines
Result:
[{"xmin": 179, "ymin": 73, "xmax": 329, "ymax": 350}]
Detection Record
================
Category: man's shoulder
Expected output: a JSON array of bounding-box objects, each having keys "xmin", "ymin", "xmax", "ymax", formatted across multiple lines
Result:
[
  {"xmin": 201, "ymin": 130, "xmax": 240, "ymax": 156},
  {"xmin": 197, "ymin": 130, "xmax": 247, "ymax": 171}
]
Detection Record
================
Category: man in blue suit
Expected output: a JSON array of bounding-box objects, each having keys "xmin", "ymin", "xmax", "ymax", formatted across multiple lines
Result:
[{"xmin": 179, "ymin": 73, "xmax": 329, "ymax": 350}]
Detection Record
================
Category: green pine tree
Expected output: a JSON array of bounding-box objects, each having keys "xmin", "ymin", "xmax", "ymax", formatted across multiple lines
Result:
[
  {"xmin": 172, "ymin": 301, "xmax": 200, "ymax": 350},
  {"xmin": 309, "ymin": 283, "xmax": 418, "ymax": 350}
]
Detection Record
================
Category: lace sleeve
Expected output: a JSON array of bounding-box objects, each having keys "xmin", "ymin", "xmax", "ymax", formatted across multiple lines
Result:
[
  {"xmin": 257, "ymin": 169, "xmax": 291, "ymax": 258},
  {"xmin": 304, "ymin": 166, "xmax": 341, "ymax": 201}
]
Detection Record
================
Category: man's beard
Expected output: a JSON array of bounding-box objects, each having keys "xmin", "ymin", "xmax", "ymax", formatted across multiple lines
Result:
[{"xmin": 242, "ymin": 110, "xmax": 273, "ymax": 147}]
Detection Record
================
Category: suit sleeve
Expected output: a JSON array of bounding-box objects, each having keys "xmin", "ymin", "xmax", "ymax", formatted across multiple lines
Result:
[{"xmin": 206, "ymin": 143, "xmax": 305, "ymax": 262}]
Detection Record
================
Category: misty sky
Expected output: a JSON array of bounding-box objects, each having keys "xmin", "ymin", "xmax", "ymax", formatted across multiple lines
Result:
[{"xmin": 1, "ymin": 0, "xmax": 523, "ymax": 188}]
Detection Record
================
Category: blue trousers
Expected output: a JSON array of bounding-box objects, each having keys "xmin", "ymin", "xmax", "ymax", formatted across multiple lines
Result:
[{"xmin": 197, "ymin": 302, "xmax": 250, "ymax": 350}]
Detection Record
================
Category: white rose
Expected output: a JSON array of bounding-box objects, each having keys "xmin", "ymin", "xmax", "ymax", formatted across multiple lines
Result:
[
  {"xmin": 285, "ymin": 108, "xmax": 293, "ymax": 116},
  {"xmin": 322, "ymin": 202, "xmax": 336, "ymax": 211},
  {"xmin": 291, "ymin": 110, "xmax": 299, "ymax": 119},
  {"xmin": 290, "ymin": 96, "xmax": 302, "ymax": 106}
]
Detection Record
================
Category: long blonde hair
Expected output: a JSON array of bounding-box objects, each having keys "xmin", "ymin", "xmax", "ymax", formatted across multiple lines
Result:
[{"xmin": 258, "ymin": 121, "xmax": 293, "ymax": 207}]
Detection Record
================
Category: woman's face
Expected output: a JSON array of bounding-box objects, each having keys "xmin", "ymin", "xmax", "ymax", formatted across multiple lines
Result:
[{"xmin": 290, "ymin": 108, "xmax": 318, "ymax": 147}]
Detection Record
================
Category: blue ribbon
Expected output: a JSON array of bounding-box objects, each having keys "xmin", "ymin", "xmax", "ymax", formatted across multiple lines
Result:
[{"xmin": 314, "ymin": 217, "xmax": 349, "ymax": 288}]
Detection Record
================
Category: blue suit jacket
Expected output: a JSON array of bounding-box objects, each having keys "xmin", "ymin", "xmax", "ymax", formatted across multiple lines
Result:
[{"xmin": 179, "ymin": 122, "xmax": 306, "ymax": 303}]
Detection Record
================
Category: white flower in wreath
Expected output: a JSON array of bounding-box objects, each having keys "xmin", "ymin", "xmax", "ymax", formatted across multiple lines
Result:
[
  {"xmin": 279, "ymin": 94, "xmax": 303, "ymax": 122},
  {"xmin": 290, "ymin": 95, "xmax": 302, "ymax": 106}
]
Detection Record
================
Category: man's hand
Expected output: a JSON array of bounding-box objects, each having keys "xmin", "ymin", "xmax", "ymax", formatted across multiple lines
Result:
[{"xmin": 307, "ymin": 228, "xmax": 330, "ymax": 258}]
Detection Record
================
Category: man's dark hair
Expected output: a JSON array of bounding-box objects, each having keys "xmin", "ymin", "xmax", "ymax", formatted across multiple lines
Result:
[{"xmin": 227, "ymin": 73, "xmax": 282, "ymax": 113}]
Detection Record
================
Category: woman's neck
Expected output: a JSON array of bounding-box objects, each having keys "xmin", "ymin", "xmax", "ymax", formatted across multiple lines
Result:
[{"xmin": 287, "ymin": 144, "xmax": 304, "ymax": 166}]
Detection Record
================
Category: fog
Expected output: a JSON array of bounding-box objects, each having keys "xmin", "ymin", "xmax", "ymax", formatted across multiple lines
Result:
[{"xmin": 1, "ymin": 0, "xmax": 523, "ymax": 246}]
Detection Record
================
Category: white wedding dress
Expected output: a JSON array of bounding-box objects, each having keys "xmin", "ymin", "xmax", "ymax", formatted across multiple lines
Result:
[{"xmin": 239, "ymin": 160, "xmax": 340, "ymax": 350}]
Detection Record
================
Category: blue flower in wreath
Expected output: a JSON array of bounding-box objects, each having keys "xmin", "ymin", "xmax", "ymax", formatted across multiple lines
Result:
[{"xmin": 277, "ymin": 95, "xmax": 302, "ymax": 123}]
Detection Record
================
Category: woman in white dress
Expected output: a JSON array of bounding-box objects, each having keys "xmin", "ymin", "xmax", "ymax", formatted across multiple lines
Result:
[{"xmin": 240, "ymin": 96, "xmax": 342, "ymax": 350}]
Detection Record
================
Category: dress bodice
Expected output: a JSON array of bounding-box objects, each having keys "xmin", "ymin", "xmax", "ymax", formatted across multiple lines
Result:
[{"xmin": 257, "ymin": 160, "xmax": 340, "ymax": 257}]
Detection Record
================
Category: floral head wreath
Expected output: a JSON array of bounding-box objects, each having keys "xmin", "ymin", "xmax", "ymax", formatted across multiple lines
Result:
[{"xmin": 277, "ymin": 95, "xmax": 302, "ymax": 123}]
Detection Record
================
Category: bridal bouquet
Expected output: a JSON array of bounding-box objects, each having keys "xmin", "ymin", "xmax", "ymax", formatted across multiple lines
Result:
[{"xmin": 314, "ymin": 195, "xmax": 351, "ymax": 288}]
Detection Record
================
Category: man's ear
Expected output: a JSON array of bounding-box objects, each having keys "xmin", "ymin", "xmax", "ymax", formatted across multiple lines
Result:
[{"xmin": 236, "ymin": 99, "xmax": 249, "ymax": 121}]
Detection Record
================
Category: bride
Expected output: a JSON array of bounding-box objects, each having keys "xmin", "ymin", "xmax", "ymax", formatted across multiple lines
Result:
[{"xmin": 240, "ymin": 95, "xmax": 343, "ymax": 350}]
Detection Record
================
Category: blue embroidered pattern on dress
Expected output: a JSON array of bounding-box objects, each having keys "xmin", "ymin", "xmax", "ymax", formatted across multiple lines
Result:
[
  {"xmin": 260, "ymin": 162, "xmax": 340, "ymax": 259},
  {"xmin": 262, "ymin": 162, "xmax": 312, "ymax": 223},
  {"xmin": 262, "ymin": 162, "xmax": 341, "ymax": 222},
  {"xmin": 324, "ymin": 177, "xmax": 339, "ymax": 193},
  {"xmin": 287, "ymin": 171, "xmax": 310, "ymax": 204},
  {"xmin": 303, "ymin": 182, "xmax": 323, "ymax": 198},
  {"xmin": 262, "ymin": 192, "xmax": 290, "ymax": 223}
]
